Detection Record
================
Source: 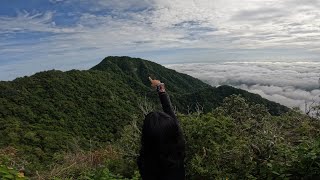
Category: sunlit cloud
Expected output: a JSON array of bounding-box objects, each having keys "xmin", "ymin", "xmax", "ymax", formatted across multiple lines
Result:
[
  {"xmin": 167, "ymin": 61, "xmax": 320, "ymax": 111},
  {"xmin": 0, "ymin": 0, "xmax": 320, "ymax": 80}
]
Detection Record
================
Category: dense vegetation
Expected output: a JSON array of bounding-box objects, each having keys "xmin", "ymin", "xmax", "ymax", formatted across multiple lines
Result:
[
  {"xmin": 1, "ymin": 56, "xmax": 318, "ymax": 179},
  {"xmin": 91, "ymin": 56, "xmax": 289, "ymax": 115}
]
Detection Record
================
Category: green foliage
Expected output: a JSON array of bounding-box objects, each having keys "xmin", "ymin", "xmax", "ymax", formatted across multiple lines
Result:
[
  {"xmin": 175, "ymin": 86, "xmax": 288, "ymax": 116},
  {"xmin": 0, "ymin": 56, "xmax": 288, "ymax": 172},
  {"xmin": 0, "ymin": 69, "xmax": 143, "ymax": 171},
  {"xmin": 1, "ymin": 56, "xmax": 313, "ymax": 179},
  {"xmin": 178, "ymin": 96, "xmax": 320, "ymax": 179},
  {"xmin": 83, "ymin": 168, "xmax": 141, "ymax": 180},
  {"xmin": 91, "ymin": 56, "xmax": 211, "ymax": 95},
  {"xmin": 0, "ymin": 165, "xmax": 27, "ymax": 180}
]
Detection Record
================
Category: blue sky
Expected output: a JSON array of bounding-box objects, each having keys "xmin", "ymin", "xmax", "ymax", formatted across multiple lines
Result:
[{"xmin": 1, "ymin": 0, "xmax": 320, "ymax": 80}]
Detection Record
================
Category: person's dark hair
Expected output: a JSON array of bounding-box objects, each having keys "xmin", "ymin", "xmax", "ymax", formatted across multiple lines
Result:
[{"xmin": 138, "ymin": 111, "xmax": 185, "ymax": 179}]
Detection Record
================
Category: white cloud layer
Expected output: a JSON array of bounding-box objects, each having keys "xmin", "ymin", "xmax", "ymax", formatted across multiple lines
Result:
[{"xmin": 167, "ymin": 61, "xmax": 320, "ymax": 112}]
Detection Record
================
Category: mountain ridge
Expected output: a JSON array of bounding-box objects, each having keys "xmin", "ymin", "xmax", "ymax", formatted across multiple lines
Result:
[
  {"xmin": 91, "ymin": 56, "xmax": 212, "ymax": 94},
  {"xmin": 90, "ymin": 56, "xmax": 289, "ymax": 115},
  {"xmin": 0, "ymin": 56, "xmax": 289, "ymax": 171}
]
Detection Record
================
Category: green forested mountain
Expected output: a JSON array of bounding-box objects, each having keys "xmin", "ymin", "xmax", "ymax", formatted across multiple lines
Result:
[
  {"xmin": 91, "ymin": 56, "xmax": 288, "ymax": 115},
  {"xmin": 175, "ymin": 85, "xmax": 288, "ymax": 115},
  {"xmin": 2, "ymin": 56, "xmax": 318, "ymax": 180},
  {"xmin": 91, "ymin": 56, "xmax": 211, "ymax": 94},
  {"xmin": 0, "ymin": 70, "xmax": 142, "ymax": 168}
]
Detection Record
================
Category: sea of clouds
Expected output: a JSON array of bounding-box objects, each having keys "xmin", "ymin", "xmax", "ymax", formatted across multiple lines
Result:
[{"xmin": 167, "ymin": 61, "xmax": 320, "ymax": 112}]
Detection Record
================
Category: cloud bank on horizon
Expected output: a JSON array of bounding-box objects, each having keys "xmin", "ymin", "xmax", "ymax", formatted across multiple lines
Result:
[
  {"xmin": 167, "ymin": 61, "xmax": 320, "ymax": 112},
  {"xmin": 1, "ymin": 0, "xmax": 320, "ymax": 80}
]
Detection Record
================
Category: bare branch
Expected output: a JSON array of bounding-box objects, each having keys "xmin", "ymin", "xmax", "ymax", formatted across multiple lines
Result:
[{"xmin": 138, "ymin": 96, "xmax": 155, "ymax": 115}]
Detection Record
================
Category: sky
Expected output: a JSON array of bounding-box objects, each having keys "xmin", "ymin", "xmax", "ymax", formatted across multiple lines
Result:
[{"xmin": 1, "ymin": 0, "xmax": 320, "ymax": 80}]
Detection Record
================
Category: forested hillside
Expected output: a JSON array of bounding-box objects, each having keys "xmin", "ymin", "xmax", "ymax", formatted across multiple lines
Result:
[
  {"xmin": 91, "ymin": 56, "xmax": 211, "ymax": 94},
  {"xmin": 91, "ymin": 56, "xmax": 288, "ymax": 115},
  {"xmin": 0, "ymin": 70, "xmax": 143, "ymax": 169},
  {"xmin": 1, "ymin": 56, "xmax": 319, "ymax": 179}
]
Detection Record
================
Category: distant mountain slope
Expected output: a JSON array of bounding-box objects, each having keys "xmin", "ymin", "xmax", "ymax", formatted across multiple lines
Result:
[
  {"xmin": 91, "ymin": 56, "xmax": 289, "ymax": 115},
  {"xmin": 91, "ymin": 56, "xmax": 211, "ymax": 95},
  {"xmin": 0, "ymin": 56, "xmax": 289, "ymax": 169},
  {"xmin": 175, "ymin": 85, "xmax": 288, "ymax": 115},
  {"xmin": 0, "ymin": 70, "xmax": 143, "ymax": 168}
]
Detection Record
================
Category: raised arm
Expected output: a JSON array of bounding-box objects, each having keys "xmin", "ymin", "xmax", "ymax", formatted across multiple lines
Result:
[{"xmin": 149, "ymin": 77, "xmax": 176, "ymax": 119}]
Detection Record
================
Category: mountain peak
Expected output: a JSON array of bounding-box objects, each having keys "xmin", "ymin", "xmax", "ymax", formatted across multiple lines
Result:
[
  {"xmin": 91, "ymin": 56, "xmax": 212, "ymax": 94},
  {"xmin": 90, "ymin": 56, "xmax": 289, "ymax": 115},
  {"xmin": 91, "ymin": 56, "xmax": 154, "ymax": 71}
]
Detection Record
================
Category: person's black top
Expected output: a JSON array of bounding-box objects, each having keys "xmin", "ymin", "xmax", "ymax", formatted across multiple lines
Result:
[
  {"xmin": 138, "ymin": 87, "xmax": 185, "ymax": 180},
  {"xmin": 158, "ymin": 92, "xmax": 185, "ymax": 180},
  {"xmin": 158, "ymin": 92, "xmax": 176, "ymax": 120}
]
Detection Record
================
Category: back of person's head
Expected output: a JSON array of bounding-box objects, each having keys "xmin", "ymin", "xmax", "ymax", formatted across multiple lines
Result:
[{"xmin": 138, "ymin": 111, "xmax": 185, "ymax": 179}]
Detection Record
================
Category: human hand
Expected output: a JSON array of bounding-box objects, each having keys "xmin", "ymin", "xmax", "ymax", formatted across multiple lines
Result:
[{"xmin": 148, "ymin": 77, "xmax": 161, "ymax": 88}]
